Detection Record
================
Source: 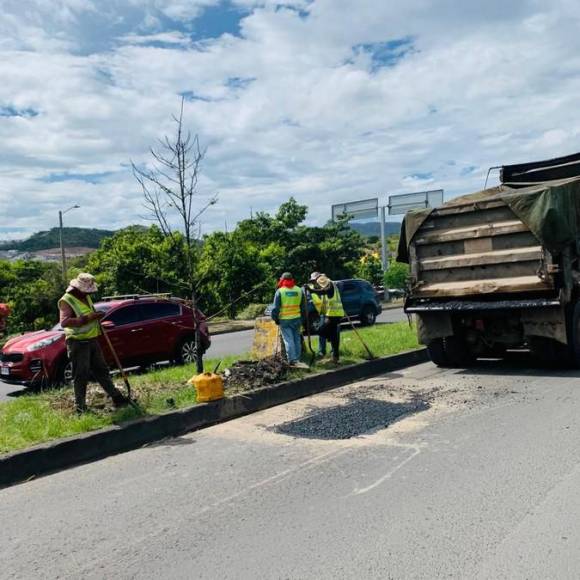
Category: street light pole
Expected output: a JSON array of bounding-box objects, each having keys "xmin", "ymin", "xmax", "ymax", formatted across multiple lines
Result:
[{"xmin": 59, "ymin": 205, "xmax": 80, "ymax": 287}]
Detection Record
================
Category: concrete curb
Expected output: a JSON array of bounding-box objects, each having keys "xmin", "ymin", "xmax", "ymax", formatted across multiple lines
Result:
[
  {"xmin": 381, "ymin": 302, "xmax": 404, "ymax": 311},
  {"xmin": 0, "ymin": 348, "xmax": 428, "ymax": 489},
  {"xmin": 208, "ymin": 322, "xmax": 255, "ymax": 336}
]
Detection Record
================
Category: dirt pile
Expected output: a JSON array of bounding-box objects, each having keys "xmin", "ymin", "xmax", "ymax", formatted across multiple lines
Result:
[
  {"xmin": 224, "ymin": 356, "xmax": 290, "ymax": 393},
  {"xmin": 48, "ymin": 383, "xmax": 130, "ymax": 414}
]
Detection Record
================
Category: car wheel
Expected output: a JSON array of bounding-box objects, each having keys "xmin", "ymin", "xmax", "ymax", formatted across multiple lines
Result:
[
  {"xmin": 176, "ymin": 337, "xmax": 198, "ymax": 365},
  {"xmin": 56, "ymin": 359, "xmax": 74, "ymax": 387},
  {"xmin": 360, "ymin": 306, "xmax": 377, "ymax": 326}
]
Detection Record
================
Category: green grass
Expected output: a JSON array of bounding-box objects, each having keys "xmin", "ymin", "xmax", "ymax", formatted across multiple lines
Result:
[
  {"xmin": 330, "ymin": 321, "xmax": 419, "ymax": 362},
  {"xmin": 0, "ymin": 322, "xmax": 418, "ymax": 454}
]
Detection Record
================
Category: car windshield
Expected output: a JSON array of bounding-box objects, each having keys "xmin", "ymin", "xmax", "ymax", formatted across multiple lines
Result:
[{"xmin": 52, "ymin": 303, "xmax": 112, "ymax": 331}]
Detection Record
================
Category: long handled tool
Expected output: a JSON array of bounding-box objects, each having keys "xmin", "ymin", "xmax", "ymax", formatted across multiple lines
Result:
[
  {"xmin": 99, "ymin": 322, "xmax": 133, "ymax": 401},
  {"xmin": 302, "ymin": 286, "xmax": 317, "ymax": 367},
  {"xmin": 343, "ymin": 313, "xmax": 376, "ymax": 360}
]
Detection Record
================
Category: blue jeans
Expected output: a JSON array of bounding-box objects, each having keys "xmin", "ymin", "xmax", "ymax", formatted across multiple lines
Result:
[{"xmin": 280, "ymin": 318, "xmax": 302, "ymax": 363}]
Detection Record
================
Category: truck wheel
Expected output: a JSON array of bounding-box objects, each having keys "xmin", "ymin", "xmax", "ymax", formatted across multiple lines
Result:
[
  {"xmin": 487, "ymin": 344, "xmax": 507, "ymax": 358},
  {"xmin": 567, "ymin": 302, "xmax": 580, "ymax": 367},
  {"xmin": 427, "ymin": 338, "xmax": 451, "ymax": 367},
  {"xmin": 444, "ymin": 336, "xmax": 477, "ymax": 367},
  {"xmin": 529, "ymin": 336, "xmax": 571, "ymax": 367},
  {"xmin": 360, "ymin": 306, "xmax": 377, "ymax": 326}
]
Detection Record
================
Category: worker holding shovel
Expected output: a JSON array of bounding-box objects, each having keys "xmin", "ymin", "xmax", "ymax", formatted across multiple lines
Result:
[
  {"xmin": 58, "ymin": 273, "xmax": 130, "ymax": 413},
  {"xmin": 306, "ymin": 273, "xmax": 345, "ymax": 364}
]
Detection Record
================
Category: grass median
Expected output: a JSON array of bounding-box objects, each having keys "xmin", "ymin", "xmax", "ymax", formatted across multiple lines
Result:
[{"xmin": 0, "ymin": 321, "xmax": 419, "ymax": 454}]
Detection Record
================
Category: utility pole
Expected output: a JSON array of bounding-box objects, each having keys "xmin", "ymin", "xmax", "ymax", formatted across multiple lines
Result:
[{"xmin": 59, "ymin": 205, "xmax": 80, "ymax": 287}]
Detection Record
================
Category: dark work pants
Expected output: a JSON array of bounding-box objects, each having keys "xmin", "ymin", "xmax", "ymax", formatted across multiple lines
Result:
[
  {"xmin": 67, "ymin": 338, "xmax": 125, "ymax": 410},
  {"xmin": 320, "ymin": 317, "xmax": 341, "ymax": 360}
]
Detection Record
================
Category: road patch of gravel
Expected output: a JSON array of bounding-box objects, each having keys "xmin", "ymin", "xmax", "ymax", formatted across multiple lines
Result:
[{"xmin": 273, "ymin": 395, "xmax": 429, "ymax": 440}]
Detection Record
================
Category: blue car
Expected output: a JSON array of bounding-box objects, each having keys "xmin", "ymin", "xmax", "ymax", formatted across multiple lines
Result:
[{"xmin": 333, "ymin": 279, "xmax": 383, "ymax": 326}]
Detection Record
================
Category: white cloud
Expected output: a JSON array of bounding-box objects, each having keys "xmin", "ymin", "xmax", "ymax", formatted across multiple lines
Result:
[{"xmin": 1, "ymin": 0, "xmax": 580, "ymax": 240}]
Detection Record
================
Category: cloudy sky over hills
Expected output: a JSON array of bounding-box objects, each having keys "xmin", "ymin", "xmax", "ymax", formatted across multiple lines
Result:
[{"xmin": 1, "ymin": 0, "xmax": 580, "ymax": 239}]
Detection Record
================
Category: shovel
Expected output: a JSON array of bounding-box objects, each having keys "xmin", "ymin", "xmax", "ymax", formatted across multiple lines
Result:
[{"xmin": 99, "ymin": 320, "xmax": 136, "ymax": 404}]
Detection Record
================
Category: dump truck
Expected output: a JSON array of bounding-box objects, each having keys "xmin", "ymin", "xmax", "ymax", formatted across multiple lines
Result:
[{"xmin": 398, "ymin": 152, "xmax": 580, "ymax": 367}]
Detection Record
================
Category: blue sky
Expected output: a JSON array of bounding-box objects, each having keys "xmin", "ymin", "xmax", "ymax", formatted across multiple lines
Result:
[{"xmin": 1, "ymin": 0, "xmax": 580, "ymax": 239}]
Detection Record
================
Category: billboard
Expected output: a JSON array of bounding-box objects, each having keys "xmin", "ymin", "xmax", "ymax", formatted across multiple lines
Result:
[
  {"xmin": 388, "ymin": 189, "xmax": 444, "ymax": 215},
  {"xmin": 331, "ymin": 198, "xmax": 378, "ymax": 222}
]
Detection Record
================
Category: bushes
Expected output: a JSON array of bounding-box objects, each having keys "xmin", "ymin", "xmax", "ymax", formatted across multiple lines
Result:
[
  {"xmin": 237, "ymin": 303, "xmax": 269, "ymax": 320},
  {"xmin": 385, "ymin": 261, "xmax": 409, "ymax": 289},
  {"xmin": 0, "ymin": 260, "xmax": 63, "ymax": 334}
]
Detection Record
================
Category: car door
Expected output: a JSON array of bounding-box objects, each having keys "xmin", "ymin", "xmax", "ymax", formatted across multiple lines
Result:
[
  {"xmin": 338, "ymin": 281, "xmax": 361, "ymax": 318},
  {"xmin": 99, "ymin": 304, "xmax": 142, "ymax": 367},
  {"xmin": 137, "ymin": 301, "xmax": 182, "ymax": 361}
]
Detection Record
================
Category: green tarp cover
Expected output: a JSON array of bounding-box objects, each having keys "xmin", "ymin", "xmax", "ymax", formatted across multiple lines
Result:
[{"xmin": 397, "ymin": 178, "xmax": 580, "ymax": 263}]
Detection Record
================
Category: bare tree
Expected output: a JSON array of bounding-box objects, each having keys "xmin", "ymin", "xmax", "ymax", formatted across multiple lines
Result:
[{"xmin": 132, "ymin": 97, "xmax": 216, "ymax": 372}]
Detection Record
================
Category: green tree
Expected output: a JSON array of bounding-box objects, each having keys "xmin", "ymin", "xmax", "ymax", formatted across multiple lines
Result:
[
  {"xmin": 196, "ymin": 232, "xmax": 268, "ymax": 316},
  {"xmin": 236, "ymin": 198, "xmax": 364, "ymax": 285},
  {"xmin": 87, "ymin": 226, "xmax": 190, "ymax": 298},
  {"xmin": 357, "ymin": 254, "xmax": 384, "ymax": 286},
  {"xmin": 0, "ymin": 260, "xmax": 62, "ymax": 332},
  {"xmin": 385, "ymin": 261, "xmax": 409, "ymax": 289}
]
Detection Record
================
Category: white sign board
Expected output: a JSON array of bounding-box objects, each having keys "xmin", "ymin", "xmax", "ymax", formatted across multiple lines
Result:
[
  {"xmin": 332, "ymin": 198, "xmax": 378, "ymax": 222},
  {"xmin": 388, "ymin": 189, "xmax": 444, "ymax": 215}
]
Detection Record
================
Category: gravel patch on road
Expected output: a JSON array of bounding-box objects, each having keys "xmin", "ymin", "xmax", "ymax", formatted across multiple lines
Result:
[{"xmin": 273, "ymin": 394, "xmax": 429, "ymax": 440}]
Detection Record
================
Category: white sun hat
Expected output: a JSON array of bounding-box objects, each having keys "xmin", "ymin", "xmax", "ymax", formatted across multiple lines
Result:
[{"xmin": 67, "ymin": 273, "xmax": 98, "ymax": 294}]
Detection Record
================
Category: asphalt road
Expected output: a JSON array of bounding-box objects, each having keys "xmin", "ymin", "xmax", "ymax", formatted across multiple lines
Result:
[
  {"xmin": 3, "ymin": 356, "xmax": 580, "ymax": 579},
  {"xmin": 0, "ymin": 308, "xmax": 407, "ymax": 400}
]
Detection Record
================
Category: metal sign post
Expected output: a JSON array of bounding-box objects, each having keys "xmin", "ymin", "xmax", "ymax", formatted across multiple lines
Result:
[
  {"xmin": 331, "ymin": 198, "xmax": 378, "ymax": 222},
  {"xmin": 332, "ymin": 198, "xmax": 392, "ymax": 270},
  {"xmin": 379, "ymin": 206, "xmax": 387, "ymax": 269},
  {"xmin": 387, "ymin": 189, "xmax": 444, "ymax": 215},
  {"xmin": 331, "ymin": 190, "xmax": 444, "ymax": 273}
]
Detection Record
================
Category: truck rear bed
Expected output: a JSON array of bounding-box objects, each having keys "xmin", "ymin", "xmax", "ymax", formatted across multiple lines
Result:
[{"xmin": 409, "ymin": 199, "xmax": 554, "ymax": 299}]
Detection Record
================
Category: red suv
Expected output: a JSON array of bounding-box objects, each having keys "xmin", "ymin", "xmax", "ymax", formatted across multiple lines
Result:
[{"xmin": 0, "ymin": 295, "xmax": 210, "ymax": 388}]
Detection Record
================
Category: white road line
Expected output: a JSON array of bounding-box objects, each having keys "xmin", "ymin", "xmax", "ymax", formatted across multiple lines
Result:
[
  {"xmin": 195, "ymin": 446, "xmax": 352, "ymax": 516},
  {"xmin": 353, "ymin": 444, "xmax": 422, "ymax": 495}
]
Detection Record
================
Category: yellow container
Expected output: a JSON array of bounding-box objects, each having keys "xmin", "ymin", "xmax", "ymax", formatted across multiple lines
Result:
[{"xmin": 190, "ymin": 372, "xmax": 224, "ymax": 402}]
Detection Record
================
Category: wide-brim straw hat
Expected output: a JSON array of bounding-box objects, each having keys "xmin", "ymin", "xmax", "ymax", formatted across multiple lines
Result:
[
  {"xmin": 316, "ymin": 274, "xmax": 332, "ymax": 289},
  {"xmin": 67, "ymin": 273, "xmax": 98, "ymax": 294}
]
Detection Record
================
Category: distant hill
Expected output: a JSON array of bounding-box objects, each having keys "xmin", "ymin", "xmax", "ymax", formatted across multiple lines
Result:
[
  {"xmin": 0, "ymin": 227, "xmax": 114, "ymax": 252},
  {"xmin": 350, "ymin": 221, "xmax": 402, "ymax": 238}
]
